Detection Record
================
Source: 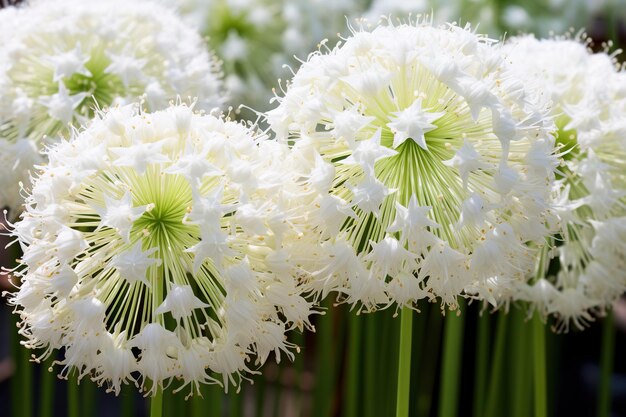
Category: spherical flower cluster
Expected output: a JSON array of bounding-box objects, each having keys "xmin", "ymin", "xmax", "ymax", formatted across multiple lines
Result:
[
  {"xmin": 268, "ymin": 21, "xmax": 557, "ymax": 312},
  {"xmin": 157, "ymin": 0, "xmax": 283, "ymax": 110},
  {"xmin": 157, "ymin": 0, "xmax": 362, "ymax": 111},
  {"xmin": 503, "ymin": 35, "xmax": 626, "ymax": 331},
  {"xmin": 0, "ymin": 0, "xmax": 225, "ymax": 213},
  {"xmin": 7, "ymin": 104, "xmax": 319, "ymax": 396}
]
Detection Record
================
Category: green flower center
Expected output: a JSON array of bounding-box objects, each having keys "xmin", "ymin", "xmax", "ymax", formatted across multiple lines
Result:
[
  {"xmin": 329, "ymin": 68, "xmax": 504, "ymax": 251},
  {"xmin": 131, "ymin": 171, "xmax": 196, "ymax": 252},
  {"xmin": 5, "ymin": 44, "xmax": 124, "ymax": 140},
  {"xmin": 202, "ymin": 1, "xmax": 283, "ymax": 86},
  {"xmin": 555, "ymin": 115, "xmax": 579, "ymax": 162},
  {"xmin": 206, "ymin": 5, "xmax": 256, "ymax": 43},
  {"xmin": 65, "ymin": 49, "xmax": 125, "ymax": 114}
]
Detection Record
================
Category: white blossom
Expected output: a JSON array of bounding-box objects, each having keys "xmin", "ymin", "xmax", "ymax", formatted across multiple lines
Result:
[
  {"xmin": 8, "ymin": 104, "xmax": 320, "ymax": 396},
  {"xmin": 504, "ymin": 35, "xmax": 626, "ymax": 330},
  {"xmin": 0, "ymin": 0, "xmax": 225, "ymax": 214},
  {"xmin": 270, "ymin": 20, "xmax": 557, "ymax": 312}
]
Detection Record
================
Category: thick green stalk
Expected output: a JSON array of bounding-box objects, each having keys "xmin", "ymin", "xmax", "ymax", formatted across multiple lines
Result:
[
  {"xmin": 293, "ymin": 329, "xmax": 305, "ymax": 413},
  {"xmin": 438, "ymin": 306, "xmax": 465, "ymax": 417},
  {"xmin": 485, "ymin": 313, "xmax": 508, "ymax": 417},
  {"xmin": 312, "ymin": 302, "xmax": 335, "ymax": 417},
  {"xmin": 597, "ymin": 311, "xmax": 615, "ymax": 417},
  {"xmin": 532, "ymin": 313, "xmax": 547, "ymax": 417},
  {"xmin": 150, "ymin": 388, "xmax": 163, "ymax": 417},
  {"xmin": 81, "ymin": 379, "xmax": 96, "ymax": 417},
  {"xmin": 231, "ymin": 388, "xmax": 243, "ymax": 417},
  {"xmin": 364, "ymin": 314, "xmax": 377, "ymax": 417},
  {"xmin": 344, "ymin": 314, "xmax": 363, "ymax": 417},
  {"xmin": 21, "ymin": 347, "xmax": 33, "ymax": 417},
  {"xmin": 121, "ymin": 384, "xmax": 135, "ymax": 417},
  {"xmin": 472, "ymin": 310, "xmax": 490, "ymax": 417},
  {"xmin": 416, "ymin": 306, "xmax": 443, "ymax": 417},
  {"xmin": 255, "ymin": 373, "xmax": 266, "ymax": 417},
  {"xmin": 9, "ymin": 315, "xmax": 20, "ymax": 417},
  {"xmin": 408, "ymin": 306, "xmax": 427, "ymax": 417},
  {"xmin": 68, "ymin": 375, "xmax": 79, "ymax": 417},
  {"xmin": 384, "ymin": 310, "xmax": 401, "ymax": 416},
  {"xmin": 396, "ymin": 307, "xmax": 413, "ymax": 417},
  {"xmin": 510, "ymin": 309, "xmax": 530, "ymax": 417},
  {"xmin": 191, "ymin": 386, "xmax": 204, "ymax": 417},
  {"xmin": 39, "ymin": 359, "xmax": 54, "ymax": 417},
  {"xmin": 209, "ymin": 380, "xmax": 223, "ymax": 416}
]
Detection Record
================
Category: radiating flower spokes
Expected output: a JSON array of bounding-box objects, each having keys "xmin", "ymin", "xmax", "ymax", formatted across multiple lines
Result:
[
  {"xmin": 269, "ymin": 19, "xmax": 558, "ymax": 314},
  {"xmin": 504, "ymin": 35, "xmax": 626, "ymax": 331},
  {"xmin": 8, "ymin": 103, "xmax": 322, "ymax": 396}
]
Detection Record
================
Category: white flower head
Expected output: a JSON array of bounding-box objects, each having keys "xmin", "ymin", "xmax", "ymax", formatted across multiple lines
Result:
[
  {"xmin": 0, "ymin": 0, "xmax": 225, "ymax": 213},
  {"xmin": 270, "ymin": 20, "xmax": 557, "ymax": 312},
  {"xmin": 8, "ymin": 104, "xmax": 319, "ymax": 396},
  {"xmin": 504, "ymin": 35, "xmax": 626, "ymax": 331}
]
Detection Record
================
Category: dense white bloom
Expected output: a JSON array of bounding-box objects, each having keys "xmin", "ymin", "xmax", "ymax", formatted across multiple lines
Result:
[
  {"xmin": 156, "ymin": 0, "xmax": 364, "ymax": 111},
  {"xmin": 7, "ymin": 104, "xmax": 319, "ymax": 396},
  {"xmin": 504, "ymin": 36, "xmax": 626, "ymax": 331},
  {"xmin": 0, "ymin": 0, "xmax": 225, "ymax": 213},
  {"xmin": 269, "ymin": 21, "xmax": 557, "ymax": 312}
]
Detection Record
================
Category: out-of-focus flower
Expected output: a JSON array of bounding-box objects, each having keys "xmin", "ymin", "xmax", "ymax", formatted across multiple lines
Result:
[
  {"xmin": 504, "ymin": 35, "xmax": 626, "ymax": 331},
  {"xmin": 268, "ymin": 20, "xmax": 557, "ymax": 313},
  {"xmin": 360, "ymin": 0, "xmax": 591, "ymax": 39},
  {"xmin": 7, "ymin": 104, "xmax": 319, "ymax": 396},
  {"xmin": 0, "ymin": 0, "xmax": 225, "ymax": 214},
  {"xmin": 156, "ymin": 0, "xmax": 365, "ymax": 111}
]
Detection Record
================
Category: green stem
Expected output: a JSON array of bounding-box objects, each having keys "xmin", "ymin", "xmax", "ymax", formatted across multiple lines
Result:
[
  {"xmin": 39, "ymin": 359, "xmax": 54, "ymax": 417},
  {"xmin": 396, "ymin": 307, "xmax": 413, "ymax": 417},
  {"xmin": 209, "ymin": 381, "xmax": 223, "ymax": 416},
  {"xmin": 409, "ymin": 306, "xmax": 427, "ymax": 417},
  {"xmin": 364, "ymin": 314, "xmax": 377, "ymax": 417},
  {"xmin": 150, "ymin": 388, "xmax": 163, "ymax": 417},
  {"xmin": 344, "ymin": 314, "xmax": 362, "ymax": 417},
  {"xmin": 68, "ymin": 375, "xmax": 79, "ymax": 417},
  {"xmin": 438, "ymin": 306, "xmax": 465, "ymax": 417},
  {"xmin": 81, "ymin": 379, "xmax": 96, "ymax": 417},
  {"xmin": 472, "ymin": 310, "xmax": 490, "ymax": 417},
  {"xmin": 510, "ymin": 308, "xmax": 530, "ymax": 417},
  {"xmin": 597, "ymin": 311, "xmax": 615, "ymax": 417},
  {"xmin": 121, "ymin": 384, "xmax": 135, "ymax": 417},
  {"xmin": 312, "ymin": 301, "xmax": 335, "ymax": 417},
  {"xmin": 20, "ymin": 347, "xmax": 33, "ymax": 417},
  {"xmin": 9, "ymin": 315, "xmax": 19, "ymax": 417},
  {"xmin": 532, "ymin": 313, "xmax": 547, "ymax": 417},
  {"xmin": 293, "ymin": 329, "xmax": 305, "ymax": 413},
  {"xmin": 416, "ymin": 306, "xmax": 443, "ymax": 417},
  {"xmin": 255, "ymin": 374, "xmax": 266, "ymax": 417},
  {"xmin": 485, "ymin": 313, "xmax": 508, "ymax": 417},
  {"xmin": 231, "ymin": 388, "xmax": 243, "ymax": 417},
  {"xmin": 384, "ymin": 310, "xmax": 401, "ymax": 416}
]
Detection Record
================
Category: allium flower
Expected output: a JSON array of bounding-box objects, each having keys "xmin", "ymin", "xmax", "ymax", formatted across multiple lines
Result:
[
  {"xmin": 503, "ymin": 35, "xmax": 626, "ymax": 331},
  {"xmin": 268, "ymin": 21, "xmax": 557, "ymax": 312},
  {"xmin": 7, "ymin": 104, "xmax": 318, "ymax": 395},
  {"xmin": 157, "ymin": 0, "xmax": 363, "ymax": 111},
  {"xmin": 0, "ymin": 0, "xmax": 225, "ymax": 213}
]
